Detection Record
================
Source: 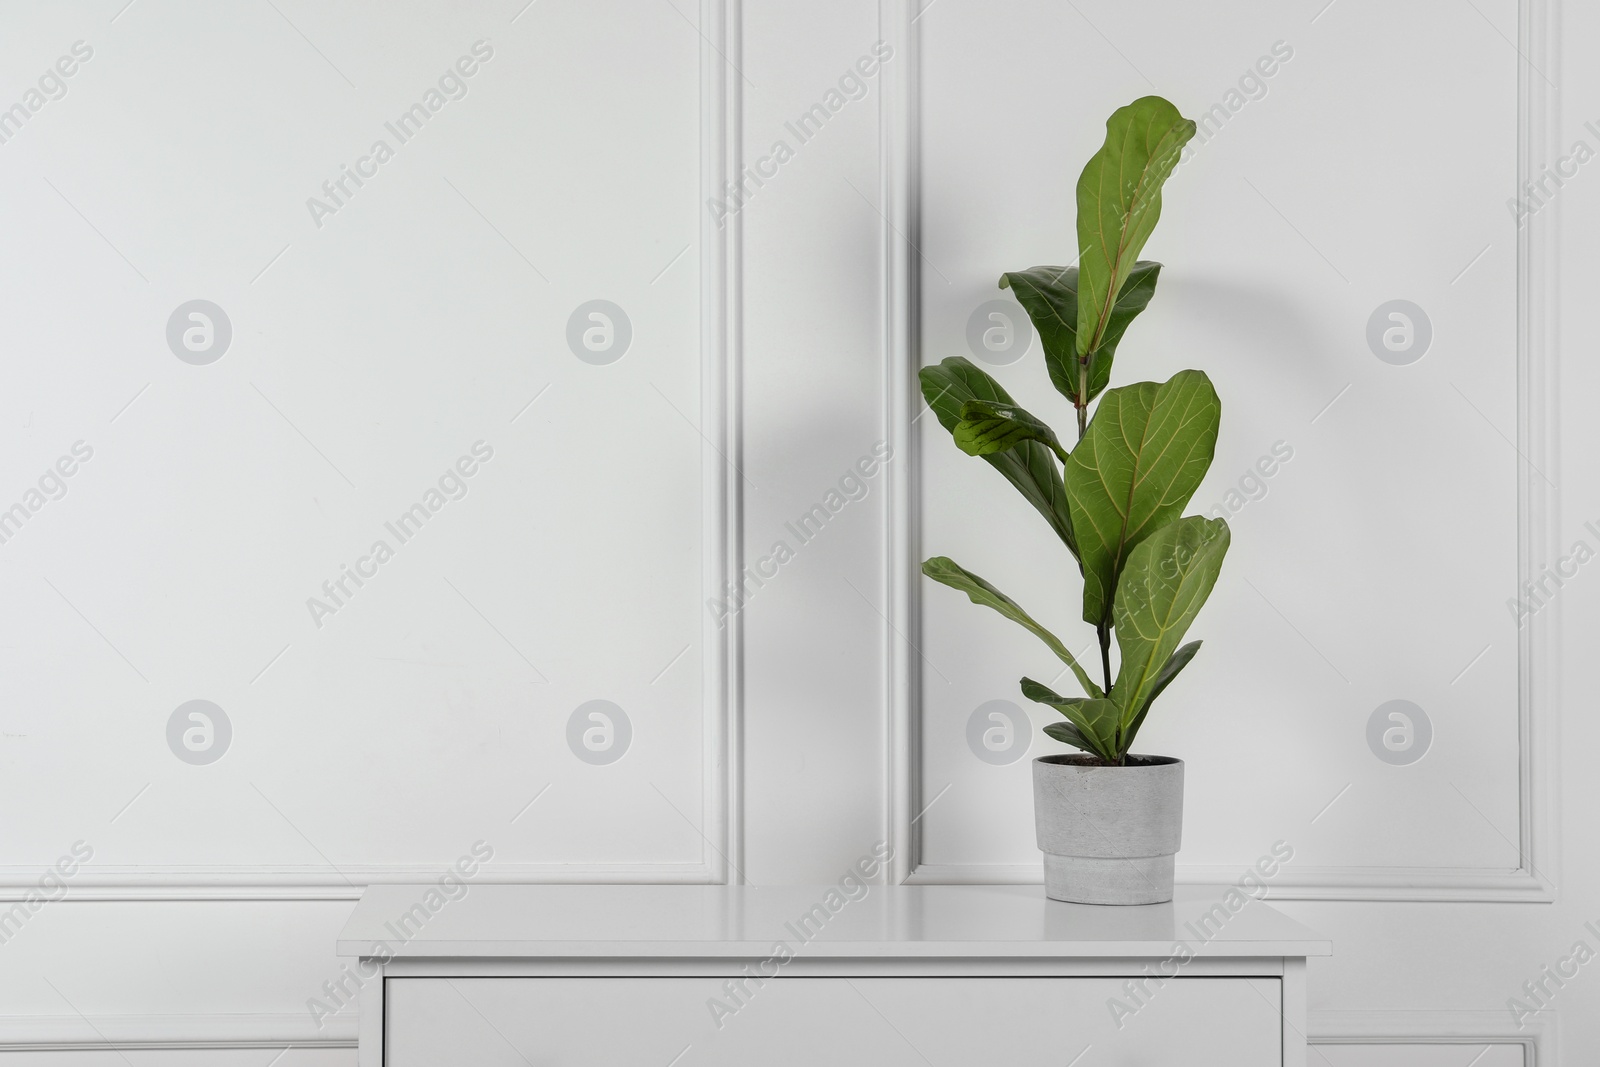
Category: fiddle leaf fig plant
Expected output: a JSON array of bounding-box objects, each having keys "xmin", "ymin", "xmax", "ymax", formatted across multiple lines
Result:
[{"xmin": 921, "ymin": 95, "xmax": 1228, "ymax": 767}]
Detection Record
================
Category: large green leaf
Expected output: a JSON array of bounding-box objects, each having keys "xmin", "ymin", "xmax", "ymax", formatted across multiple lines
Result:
[
  {"xmin": 922, "ymin": 557, "xmax": 1102, "ymax": 699},
  {"xmin": 1120, "ymin": 639, "xmax": 1201, "ymax": 753},
  {"xmin": 1113, "ymin": 518, "xmax": 1229, "ymax": 729},
  {"xmin": 1064, "ymin": 370, "xmax": 1220, "ymax": 625},
  {"xmin": 1075, "ymin": 96, "xmax": 1194, "ymax": 356},
  {"xmin": 953, "ymin": 399, "xmax": 1068, "ymax": 462},
  {"xmin": 919, "ymin": 357, "xmax": 1075, "ymax": 553},
  {"xmin": 999, "ymin": 261, "xmax": 1161, "ymax": 406},
  {"xmin": 1022, "ymin": 678, "xmax": 1120, "ymax": 762}
]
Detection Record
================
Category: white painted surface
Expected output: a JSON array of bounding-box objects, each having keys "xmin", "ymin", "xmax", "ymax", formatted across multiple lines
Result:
[
  {"xmin": 337, "ymin": 883, "xmax": 1330, "ymax": 957},
  {"xmin": 0, "ymin": 0, "xmax": 1597, "ymax": 1063},
  {"xmin": 387, "ymin": 976, "xmax": 1284, "ymax": 1066},
  {"xmin": 0, "ymin": 1055, "xmax": 349, "ymax": 1067},
  {"xmin": 354, "ymin": 886, "xmax": 1318, "ymax": 1065},
  {"xmin": 1313, "ymin": 1048, "xmax": 1523, "ymax": 1067},
  {"xmin": 0, "ymin": 0, "xmax": 714, "ymax": 891}
]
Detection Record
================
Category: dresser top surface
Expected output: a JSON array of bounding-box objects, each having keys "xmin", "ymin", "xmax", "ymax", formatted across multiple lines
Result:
[{"xmin": 337, "ymin": 884, "xmax": 1329, "ymax": 959}]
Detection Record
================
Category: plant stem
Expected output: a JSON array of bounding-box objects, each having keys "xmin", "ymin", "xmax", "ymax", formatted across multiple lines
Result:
[
  {"xmin": 1076, "ymin": 362, "xmax": 1089, "ymax": 442},
  {"xmin": 1081, "ymin": 370, "xmax": 1108, "ymax": 702},
  {"xmin": 1097, "ymin": 623, "xmax": 1112, "ymax": 696},
  {"xmin": 1080, "ymin": 361, "xmax": 1112, "ymax": 735}
]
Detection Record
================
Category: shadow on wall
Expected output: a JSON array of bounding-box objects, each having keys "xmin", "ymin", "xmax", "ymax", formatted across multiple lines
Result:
[
  {"xmin": 1106, "ymin": 271, "xmax": 1371, "ymax": 570},
  {"xmin": 718, "ymin": 409, "xmax": 893, "ymax": 644},
  {"xmin": 1150, "ymin": 274, "xmax": 1346, "ymax": 392}
]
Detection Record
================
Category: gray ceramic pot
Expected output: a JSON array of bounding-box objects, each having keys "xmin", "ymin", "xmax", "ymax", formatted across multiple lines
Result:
[{"xmin": 1031, "ymin": 754, "xmax": 1184, "ymax": 905}]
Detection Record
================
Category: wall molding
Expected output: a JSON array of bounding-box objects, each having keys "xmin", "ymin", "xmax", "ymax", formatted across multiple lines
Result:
[
  {"xmin": 0, "ymin": 1008, "xmax": 1551, "ymax": 1056},
  {"xmin": 0, "ymin": 1008, "xmax": 1550, "ymax": 1057},
  {"xmin": 1509, "ymin": 0, "xmax": 1563, "ymax": 907},
  {"xmin": 0, "ymin": 863, "xmax": 717, "ymax": 902},
  {"xmin": 0, "ymin": 1013, "xmax": 357, "ymax": 1051},
  {"xmin": 1309, "ymin": 1010, "xmax": 1557, "ymax": 1065},
  {"xmin": 880, "ymin": 0, "xmax": 922, "ymax": 889},
  {"xmin": 904, "ymin": 863, "xmax": 1554, "ymax": 904},
  {"xmin": 0, "ymin": 0, "xmax": 746, "ymax": 903},
  {"xmin": 701, "ymin": 0, "xmax": 745, "ymax": 887},
  {"xmin": 882, "ymin": 0, "xmax": 1562, "ymax": 901}
]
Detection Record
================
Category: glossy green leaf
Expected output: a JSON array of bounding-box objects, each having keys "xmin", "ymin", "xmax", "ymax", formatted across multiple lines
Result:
[
  {"xmin": 999, "ymin": 261, "xmax": 1161, "ymax": 405},
  {"xmin": 1119, "ymin": 639, "xmax": 1201, "ymax": 753},
  {"xmin": 923, "ymin": 557, "xmax": 1103, "ymax": 699},
  {"xmin": 1042, "ymin": 721, "xmax": 1096, "ymax": 755},
  {"xmin": 1113, "ymin": 518, "xmax": 1229, "ymax": 730},
  {"xmin": 1064, "ymin": 370, "xmax": 1220, "ymax": 625},
  {"xmin": 1075, "ymin": 96, "xmax": 1195, "ymax": 356},
  {"xmin": 919, "ymin": 357, "xmax": 1075, "ymax": 553},
  {"xmin": 1024, "ymin": 678, "xmax": 1120, "ymax": 762},
  {"xmin": 953, "ymin": 399, "xmax": 1068, "ymax": 462}
]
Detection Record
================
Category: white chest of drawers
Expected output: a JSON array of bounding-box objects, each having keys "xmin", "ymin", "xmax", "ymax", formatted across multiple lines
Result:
[{"xmin": 338, "ymin": 883, "xmax": 1329, "ymax": 1066}]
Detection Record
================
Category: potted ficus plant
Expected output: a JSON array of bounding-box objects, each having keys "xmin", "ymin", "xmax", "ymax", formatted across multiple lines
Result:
[{"xmin": 921, "ymin": 96, "xmax": 1226, "ymax": 906}]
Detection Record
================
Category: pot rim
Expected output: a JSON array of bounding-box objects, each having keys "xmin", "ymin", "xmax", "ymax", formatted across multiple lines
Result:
[{"xmin": 1034, "ymin": 753, "xmax": 1182, "ymax": 768}]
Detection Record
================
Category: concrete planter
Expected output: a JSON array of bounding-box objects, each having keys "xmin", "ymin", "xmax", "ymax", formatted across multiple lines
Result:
[{"xmin": 1031, "ymin": 754, "xmax": 1184, "ymax": 905}]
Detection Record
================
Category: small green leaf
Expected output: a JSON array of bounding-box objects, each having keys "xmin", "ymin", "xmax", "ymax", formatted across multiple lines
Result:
[
  {"xmin": 1021, "ymin": 676, "xmax": 1077, "ymax": 708},
  {"xmin": 1000, "ymin": 261, "xmax": 1161, "ymax": 406},
  {"xmin": 1113, "ymin": 518, "xmax": 1229, "ymax": 730},
  {"xmin": 920, "ymin": 357, "xmax": 1076, "ymax": 554},
  {"xmin": 1043, "ymin": 720, "xmax": 1094, "ymax": 754},
  {"xmin": 1065, "ymin": 370, "xmax": 1220, "ymax": 625},
  {"xmin": 953, "ymin": 399, "xmax": 1068, "ymax": 462},
  {"xmin": 1076, "ymin": 96, "xmax": 1195, "ymax": 356},
  {"xmin": 923, "ymin": 557, "xmax": 1103, "ymax": 699},
  {"xmin": 1023, "ymin": 677, "xmax": 1120, "ymax": 762}
]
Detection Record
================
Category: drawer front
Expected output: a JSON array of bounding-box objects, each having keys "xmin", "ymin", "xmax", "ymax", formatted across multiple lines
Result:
[{"xmin": 386, "ymin": 975, "xmax": 1282, "ymax": 1065}]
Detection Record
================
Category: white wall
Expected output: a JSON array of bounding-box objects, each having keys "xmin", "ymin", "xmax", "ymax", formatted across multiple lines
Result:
[{"xmin": 0, "ymin": 0, "xmax": 1593, "ymax": 1063}]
